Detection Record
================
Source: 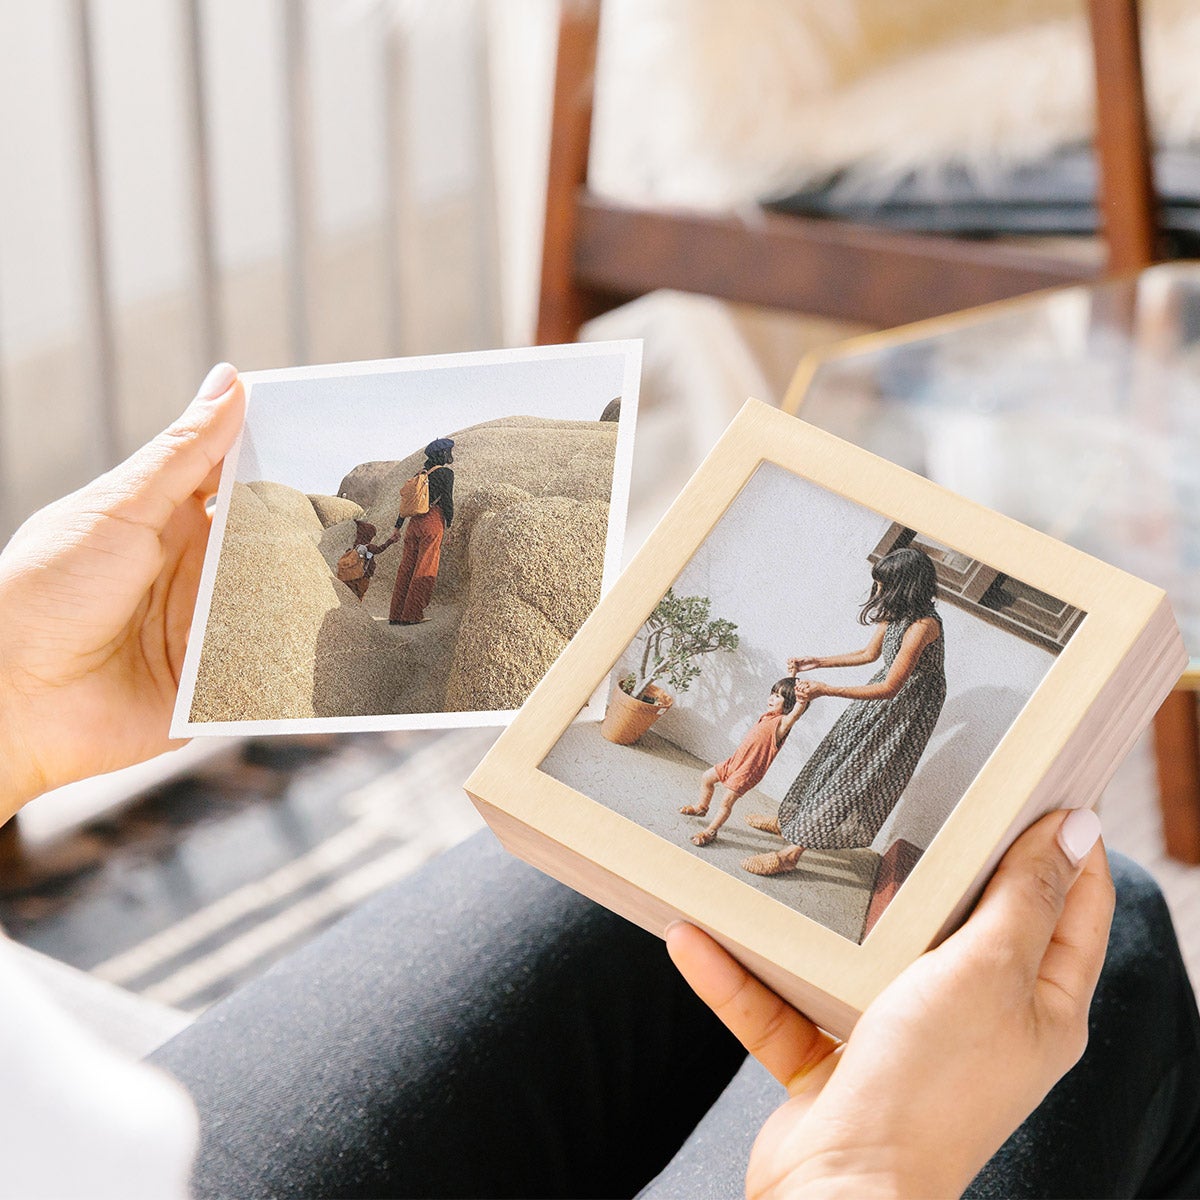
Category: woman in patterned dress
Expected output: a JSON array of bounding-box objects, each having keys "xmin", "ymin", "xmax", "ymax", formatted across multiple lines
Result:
[{"xmin": 742, "ymin": 547, "xmax": 946, "ymax": 877}]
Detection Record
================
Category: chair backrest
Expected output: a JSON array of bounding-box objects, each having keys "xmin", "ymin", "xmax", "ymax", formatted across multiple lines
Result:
[{"xmin": 537, "ymin": 0, "xmax": 1160, "ymax": 344}]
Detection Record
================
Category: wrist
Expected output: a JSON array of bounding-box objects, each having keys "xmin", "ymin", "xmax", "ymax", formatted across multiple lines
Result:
[
  {"xmin": 760, "ymin": 1140, "xmax": 968, "ymax": 1200},
  {"xmin": 0, "ymin": 672, "xmax": 43, "ymax": 825}
]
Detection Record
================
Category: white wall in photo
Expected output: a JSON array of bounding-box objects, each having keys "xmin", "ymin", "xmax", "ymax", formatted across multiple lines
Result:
[{"xmin": 618, "ymin": 463, "xmax": 1059, "ymax": 854}]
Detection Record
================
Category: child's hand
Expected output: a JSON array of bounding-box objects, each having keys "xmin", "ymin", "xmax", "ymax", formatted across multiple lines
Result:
[{"xmin": 797, "ymin": 681, "xmax": 828, "ymax": 700}]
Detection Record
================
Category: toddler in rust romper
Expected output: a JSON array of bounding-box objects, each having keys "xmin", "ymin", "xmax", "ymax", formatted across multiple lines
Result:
[{"xmin": 680, "ymin": 676, "xmax": 807, "ymax": 846}]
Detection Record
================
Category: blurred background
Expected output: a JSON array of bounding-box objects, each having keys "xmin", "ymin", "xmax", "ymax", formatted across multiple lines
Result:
[
  {"xmin": 2, "ymin": 0, "xmax": 1199, "ymax": 1046},
  {"xmin": 0, "ymin": 0, "xmax": 561, "ymax": 538}
]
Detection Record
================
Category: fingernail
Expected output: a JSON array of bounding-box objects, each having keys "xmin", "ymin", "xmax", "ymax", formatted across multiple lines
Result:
[
  {"xmin": 663, "ymin": 920, "xmax": 686, "ymax": 937},
  {"xmin": 1057, "ymin": 808, "xmax": 1102, "ymax": 867},
  {"xmin": 196, "ymin": 362, "xmax": 237, "ymax": 401}
]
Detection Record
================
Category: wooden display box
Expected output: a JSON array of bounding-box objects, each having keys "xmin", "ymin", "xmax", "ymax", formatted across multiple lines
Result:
[{"xmin": 465, "ymin": 401, "xmax": 1183, "ymax": 1038}]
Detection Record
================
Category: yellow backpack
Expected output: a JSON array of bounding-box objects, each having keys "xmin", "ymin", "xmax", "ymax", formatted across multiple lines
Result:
[{"xmin": 396, "ymin": 464, "xmax": 446, "ymax": 518}]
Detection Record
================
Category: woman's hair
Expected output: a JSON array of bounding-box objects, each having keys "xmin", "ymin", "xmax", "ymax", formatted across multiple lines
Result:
[
  {"xmin": 859, "ymin": 547, "xmax": 939, "ymax": 625},
  {"xmin": 770, "ymin": 676, "xmax": 797, "ymax": 714}
]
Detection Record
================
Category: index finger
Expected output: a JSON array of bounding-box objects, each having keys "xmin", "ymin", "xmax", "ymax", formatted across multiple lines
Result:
[
  {"xmin": 665, "ymin": 923, "xmax": 839, "ymax": 1095},
  {"xmin": 104, "ymin": 370, "xmax": 245, "ymax": 531}
]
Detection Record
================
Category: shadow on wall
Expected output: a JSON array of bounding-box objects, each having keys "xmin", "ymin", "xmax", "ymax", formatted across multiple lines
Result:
[
  {"xmin": 878, "ymin": 684, "xmax": 1032, "ymax": 852},
  {"xmin": 651, "ymin": 634, "xmax": 787, "ymax": 762}
]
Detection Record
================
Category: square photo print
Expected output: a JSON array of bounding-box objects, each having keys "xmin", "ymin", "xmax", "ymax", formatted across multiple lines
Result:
[
  {"xmin": 173, "ymin": 341, "xmax": 641, "ymax": 734},
  {"xmin": 540, "ymin": 462, "xmax": 1084, "ymax": 944}
]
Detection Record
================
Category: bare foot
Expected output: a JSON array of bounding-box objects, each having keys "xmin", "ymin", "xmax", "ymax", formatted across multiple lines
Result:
[
  {"xmin": 680, "ymin": 804, "xmax": 709, "ymax": 816},
  {"xmin": 691, "ymin": 828, "xmax": 718, "ymax": 847},
  {"xmin": 745, "ymin": 813, "xmax": 781, "ymax": 835},
  {"xmin": 741, "ymin": 848, "xmax": 803, "ymax": 876}
]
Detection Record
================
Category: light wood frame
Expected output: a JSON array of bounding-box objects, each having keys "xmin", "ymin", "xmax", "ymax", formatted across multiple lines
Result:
[{"xmin": 465, "ymin": 401, "xmax": 1179, "ymax": 1037}]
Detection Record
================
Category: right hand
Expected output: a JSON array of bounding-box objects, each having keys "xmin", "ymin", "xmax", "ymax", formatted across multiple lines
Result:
[
  {"xmin": 667, "ymin": 807, "xmax": 1113, "ymax": 1198},
  {"xmin": 788, "ymin": 656, "xmax": 821, "ymax": 673}
]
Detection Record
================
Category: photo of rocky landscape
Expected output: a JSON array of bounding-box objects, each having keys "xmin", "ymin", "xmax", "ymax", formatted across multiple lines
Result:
[{"xmin": 188, "ymin": 411, "xmax": 621, "ymax": 722}]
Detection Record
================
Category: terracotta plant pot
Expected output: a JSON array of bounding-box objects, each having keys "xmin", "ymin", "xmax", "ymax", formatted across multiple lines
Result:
[{"xmin": 600, "ymin": 682, "xmax": 674, "ymax": 745}]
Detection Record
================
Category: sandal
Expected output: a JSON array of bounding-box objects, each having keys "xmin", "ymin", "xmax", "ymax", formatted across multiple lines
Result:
[
  {"xmin": 745, "ymin": 813, "xmax": 781, "ymax": 835},
  {"xmin": 741, "ymin": 850, "xmax": 800, "ymax": 877}
]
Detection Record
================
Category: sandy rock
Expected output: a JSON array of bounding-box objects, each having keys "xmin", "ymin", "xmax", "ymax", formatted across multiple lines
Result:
[
  {"xmin": 337, "ymin": 461, "xmax": 395, "ymax": 509},
  {"xmin": 193, "ymin": 414, "xmax": 619, "ymax": 720},
  {"xmin": 444, "ymin": 591, "xmax": 569, "ymax": 713},
  {"xmin": 308, "ymin": 494, "xmax": 364, "ymax": 528},
  {"xmin": 310, "ymin": 600, "xmax": 415, "ymax": 718},
  {"xmin": 444, "ymin": 496, "xmax": 608, "ymax": 711},
  {"xmin": 354, "ymin": 415, "xmax": 617, "ymax": 610},
  {"xmin": 190, "ymin": 483, "xmax": 342, "ymax": 721},
  {"xmin": 246, "ymin": 480, "xmax": 324, "ymax": 534},
  {"xmin": 535, "ymin": 448, "xmax": 615, "ymax": 504},
  {"xmin": 191, "ymin": 482, "xmax": 415, "ymax": 721}
]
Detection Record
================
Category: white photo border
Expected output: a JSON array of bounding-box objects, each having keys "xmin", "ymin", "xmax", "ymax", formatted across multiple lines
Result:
[{"xmin": 171, "ymin": 340, "xmax": 642, "ymax": 736}]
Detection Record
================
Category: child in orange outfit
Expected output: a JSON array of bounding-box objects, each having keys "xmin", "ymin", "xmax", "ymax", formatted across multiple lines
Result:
[{"xmin": 681, "ymin": 677, "xmax": 808, "ymax": 846}]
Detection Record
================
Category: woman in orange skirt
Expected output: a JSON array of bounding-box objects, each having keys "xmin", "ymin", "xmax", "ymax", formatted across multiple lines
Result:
[{"xmin": 376, "ymin": 438, "xmax": 455, "ymax": 625}]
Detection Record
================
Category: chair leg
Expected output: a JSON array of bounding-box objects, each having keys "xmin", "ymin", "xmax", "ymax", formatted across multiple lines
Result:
[
  {"xmin": 1153, "ymin": 689, "xmax": 1200, "ymax": 864},
  {"xmin": 536, "ymin": 0, "xmax": 609, "ymax": 344},
  {"xmin": 1086, "ymin": 0, "xmax": 1158, "ymax": 272}
]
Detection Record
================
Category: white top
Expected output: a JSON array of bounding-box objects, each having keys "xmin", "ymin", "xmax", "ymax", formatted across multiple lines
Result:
[{"xmin": 0, "ymin": 936, "xmax": 198, "ymax": 1199}]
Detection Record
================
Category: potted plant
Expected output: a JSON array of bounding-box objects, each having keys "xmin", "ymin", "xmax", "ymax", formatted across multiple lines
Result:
[{"xmin": 601, "ymin": 588, "xmax": 739, "ymax": 745}]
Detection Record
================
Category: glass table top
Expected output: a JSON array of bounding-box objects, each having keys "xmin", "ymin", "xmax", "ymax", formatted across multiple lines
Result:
[{"xmin": 794, "ymin": 263, "xmax": 1200, "ymax": 684}]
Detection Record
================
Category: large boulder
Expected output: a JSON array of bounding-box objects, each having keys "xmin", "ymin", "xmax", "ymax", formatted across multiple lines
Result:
[
  {"xmin": 190, "ymin": 482, "xmax": 411, "ymax": 721},
  {"xmin": 308, "ymin": 494, "xmax": 363, "ymax": 529},
  {"xmin": 246, "ymin": 480, "xmax": 323, "ymax": 535},
  {"xmin": 190, "ymin": 483, "xmax": 342, "ymax": 721},
  {"xmin": 193, "ymin": 414, "xmax": 619, "ymax": 720},
  {"xmin": 310, "ymin": 601, "xmax": 432, "ymax": 718},
  {"xmin": 443, "ymin": 496, "xmax": 609, "ymax": 711},
  {"xmin": 337, "ymin": 461, "xmax": 396, "ymax": 509},
  {"xmin": 342, "ymin": 415, "xmax": 618, "ymax": 610}
]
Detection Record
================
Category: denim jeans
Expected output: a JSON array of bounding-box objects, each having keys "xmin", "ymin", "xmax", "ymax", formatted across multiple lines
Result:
[{"xmin": 151, "ymin": 832, "xmax": 1200, "ymax": 1199}]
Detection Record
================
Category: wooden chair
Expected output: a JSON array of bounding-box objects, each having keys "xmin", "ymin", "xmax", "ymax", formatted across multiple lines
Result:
[
  {"xmin": 535, "ymin": 1, "xmax": 1200, "ymax": 864},
  {"xmin": 537, "ymin": 0, "xmax": 1158, "ymax": 343}
]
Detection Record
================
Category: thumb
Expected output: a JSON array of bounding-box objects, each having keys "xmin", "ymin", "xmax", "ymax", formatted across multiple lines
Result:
[
  {"xmin": 99, "ymin": 363, "xmax": 245, "ymax": 532},
  {"xmin": 964, "ymin": 807, "xmax": 1103, "ymax": 976}
]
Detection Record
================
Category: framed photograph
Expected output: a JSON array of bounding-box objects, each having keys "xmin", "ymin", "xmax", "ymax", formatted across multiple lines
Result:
[
  {"xmin": 172, "ymin": 341, "xmax": 641, "ymax": 735},
  {"xmin": 465, "ymin": 401, "xmax": 1181, "ymax": 1037}
]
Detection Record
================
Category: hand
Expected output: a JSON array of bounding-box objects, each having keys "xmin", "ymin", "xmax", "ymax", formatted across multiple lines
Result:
[
  {"xmin": 797, "ymin": 680, "xmax": 829, "ymax": 700},
  {"xmin": 667, "ymin": 808, "xmax": 1112, "ymax": 1198},
  {"xmin": 0, "ymin": 364, "xmax": 245, "ymax": 822},
  {"xmin": 789, "ymin": 656, "xmax": 821, "ymax": 674}
]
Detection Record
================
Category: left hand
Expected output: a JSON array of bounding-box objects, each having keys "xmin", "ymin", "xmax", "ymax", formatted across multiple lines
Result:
[
  {"xmin": 0, "ymin": 364, "xmax": 245, "ymax": 822},
  {"xmin": 797, "ymin": 680, "xmax": 829, "ymax": 700}
]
